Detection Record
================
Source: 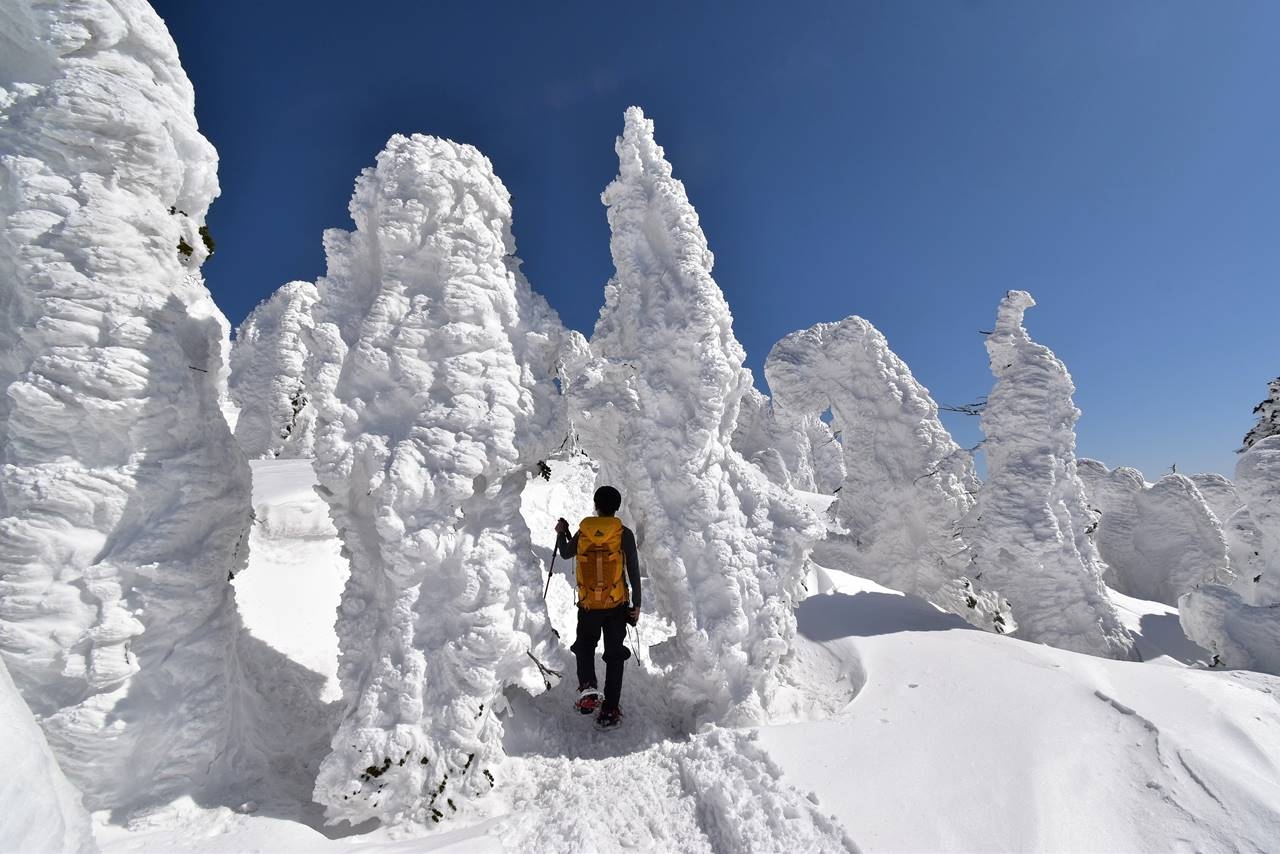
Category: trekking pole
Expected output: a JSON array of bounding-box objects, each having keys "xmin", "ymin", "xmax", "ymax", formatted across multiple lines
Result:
[{"xmin": 543, "ymin": 547, "xmax": 556, "ymax": 601}]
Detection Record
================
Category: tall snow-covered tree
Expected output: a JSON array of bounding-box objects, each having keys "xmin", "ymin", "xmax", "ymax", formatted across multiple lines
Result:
[
  {"xmin": 1240, "ymin": 377, "xmax": 1280, "ymax": 452},
  {"xmin": 968, "ymin": 292, "xmax": 1134, "ymax": 659},
  {"xmin": 766, "ymin": 315, "xmax": 1011, "ymax": 632},
  {"xmin": 0, "ymin": 0, "xmax": 253, "ymax": 808},
  {"xmin": 565, "ymin": 107, "xmax": 822, "ymax": 726},
  {"xmin": 309, "ymin": 133, "xmax": 564, "ymax": 825},
  {"xmin": 230, "ymin": 281, "xmax": 320, "ymax": 459}
]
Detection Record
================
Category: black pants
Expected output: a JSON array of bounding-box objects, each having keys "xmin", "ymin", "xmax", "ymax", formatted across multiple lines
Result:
[{"xmin": 570, "ymin": 604, "xmax": 631, "ymax": 710}]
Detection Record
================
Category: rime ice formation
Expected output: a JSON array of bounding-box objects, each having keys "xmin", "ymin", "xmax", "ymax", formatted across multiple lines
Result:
[
  {"xmin": 968, "ymin": 292, "xmax": 1134, "ymax": 659},
  {"xmin": 766, "ymin": 315, "xmax": 1012, "ymax": 633},
  {"xmin": 1189, "ymin": 473, "xmax": 1242, "ymax": 528},
  {"xmin": 0, "ymin": 0, "xmax": 253, "ymax": 809},
  {"xmin": 309, "ymin": 133, "xmax": 565, "ymax": 825},
  {"xmin": 1081, "ymin": 464, "xmax": 1229, "ymax": 606},
  {"xmin": 1241, "ymin": 377, "xmax": 1280, "ymax": 452},
  {"xmin": 230, "ymin": 281, "xmax": 320, "ymax": 459},
  {"xmin": 0, "ymin": 659, "xmax": 96, "ymax": 854},
  {"xmin": 564, "ymin": 107, "xmax": 822, "ymax": 726},
  {"xmin": 732, "ymin": 387, "xmax": 845, "ymax": 493}
]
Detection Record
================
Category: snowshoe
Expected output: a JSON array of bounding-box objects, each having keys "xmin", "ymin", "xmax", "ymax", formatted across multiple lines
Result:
[
  {"xmin": 595, "ymin": 705, "xmax": 623, "ymax": 730},
  {"xmin": 574, "ymin": 686, "xmax": 602, "ymax": 715}
]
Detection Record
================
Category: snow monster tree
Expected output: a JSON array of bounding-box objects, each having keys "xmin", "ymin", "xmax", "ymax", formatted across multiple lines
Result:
[
  {"xmin": 230, "ymin": 280, "xmax": 321, "ymax": 459},
  {"xmin": 968, "ymin": 292, "xmax": 1134, "ymax": 659},
  {"xmin": 0, "ymin": 0, "xmax": 252, "ymax": 809},
  {"xmin": 309, "ymin": 134, "xmax": 565, "ymax": 825},
  {"xmin": 565, "ymin": 107, "xmax": 822, "ymax": 726},
  {"xmin": 765, "ymin": 315, "xmax": 1012, "ymax": 632}
]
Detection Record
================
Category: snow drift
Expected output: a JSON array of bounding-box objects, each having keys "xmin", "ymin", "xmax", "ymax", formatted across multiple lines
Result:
[
  {"xmin": 230, "ymin": 281, "xmax": 320, "ymax": 459},
  {"xmin": 565, "ymin": 107, "xmax": 822, "ymax": 726},
  {"xmin": 967, "ymin": 292, "xmax": 1134, "ymax": 659},
  {"xmin": 0, "ymin": 0, "xmax": 253, "ymax": 809},
  {"xmin": 766, "ymin": 315, "xmax": 1012, "ymax": 633},
  {"xmin": 308, "ymin": 133, "xmax": 565, "ymax": 825},
  {"xmin": 0, "ymin": 658, "xmax": 96, "ymax": 854}
]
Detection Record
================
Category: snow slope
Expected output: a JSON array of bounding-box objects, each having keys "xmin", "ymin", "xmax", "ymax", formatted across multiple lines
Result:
[{"xmin": 92, "ymin": 457, "xmax": 1280, "ymax": 854}]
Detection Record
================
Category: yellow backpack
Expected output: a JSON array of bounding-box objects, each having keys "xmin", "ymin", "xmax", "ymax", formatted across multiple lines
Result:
[{"xmin": 576, "ymin": 516, "xmax": 628, "ymax": 609}]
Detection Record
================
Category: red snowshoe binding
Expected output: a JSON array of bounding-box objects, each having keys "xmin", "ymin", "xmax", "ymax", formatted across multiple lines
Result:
[
  {"xmin": 595, "ymin": 704, "xmax": 623, "ymax": 730},
  {"xmin": 574, "ymin": 686, "xmax": 603, "ymax": 715}
]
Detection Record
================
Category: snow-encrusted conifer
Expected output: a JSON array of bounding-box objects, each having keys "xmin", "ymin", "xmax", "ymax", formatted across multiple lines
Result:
[
  {"xmin": 309, "ymin": 134, "xmax": 564, "ymax": 824},
  {"xmin": 968, "ymin": 292, "xmax": 1134, "ymax": 659},
  {"xmin": 732, "ymin": 388, "xmax": 845, "ymax": 493},
  {"xmin": 766, "ymin": 316, "xmax": 1011, "ymax": 632},
  {"xmin": 1240, "ymin": 377, "xmax": 1280, "ymax": 452},
  {"xmin": 567, "ymin": 107, "xmax": 821, "ymax": 725},
  {"xmin": 230, "ymin": 281, "xmax": 320, "ymax": 458},
  {"xmin": 0, "ymin": 0, "xmax": 252, "ymax": 808},
  {"xmin": 1083, "ymin": 464, "xmax": 1229, "ymax": 606}
]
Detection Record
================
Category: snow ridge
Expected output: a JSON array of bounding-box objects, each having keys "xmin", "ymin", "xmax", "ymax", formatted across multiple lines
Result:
[
  {"xmin": 766, "ymin": 315, "xmax": 1012, "ymax": 633},
  {"xmin": 568, "ymin": 107, "xmax": 822, "ymax": 726},
  {"xmin": 308, "ymin": 133, "xmax": 565, "ymax": 825},
  {"xmin": 230, "ymin": 281, "xmax": 321, "ymax": 459},
  {"xmin": 0, "ymin": 0, "xmax": 253, "ymax": 809},
  {"xmin": 968, "ymin": 292, "xmax": 1134, "ymax": 659}
]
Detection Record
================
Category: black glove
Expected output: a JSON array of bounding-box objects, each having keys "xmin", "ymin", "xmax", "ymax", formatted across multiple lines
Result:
[
  {"xmin": 555, "ymin": 517, "xmax": 569, "ymax": 538},
  {"xmin": 627, "ymin": 607, "xmax": 640, "ymax": 626}
]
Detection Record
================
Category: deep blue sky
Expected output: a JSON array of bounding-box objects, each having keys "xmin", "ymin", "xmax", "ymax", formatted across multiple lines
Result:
[{"xmin": 152, "ymin": 0, "xmax": 1278, "ymax": 478}]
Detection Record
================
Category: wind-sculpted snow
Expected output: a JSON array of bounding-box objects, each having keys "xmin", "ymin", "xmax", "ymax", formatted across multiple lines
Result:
[
  {"xmin": 1182, "ymin": 435, "xmax": 1280, "ymax": 674},
  {"xmin": 567, "ymin": 107, "xmax": 822, "ymax": 726},
  {"xmin": 766, "ymin": 316, "xmax": 1012, "ymax": 633},
  {"xmin": 732, "ymin": 387, "xmax": 845, "ymax": 493},
  {"xmin": 968, "ymin": 292, "xmax": 1134, "ymax": 659},
  {"xmin": 0, "ymin": 0, "xmax": 253, "ymax": 809},
  {"xmin": 1083, "ymin": 464, "xmax": 1229, "ymax": 606},
  {"xmin": 0, "ymin": 659, "xmax": 96, "ymax": 854},
  {"xmin": 1189, "ymin": 473, "xmax": 1242, "ymax": 529},
  {"xmin": 230, "ymin": 281, "xmax": 320, "ymax": 459},
  {"xmin": 308, "ymin": 133, "xmax": 565, "ymax": 824}
]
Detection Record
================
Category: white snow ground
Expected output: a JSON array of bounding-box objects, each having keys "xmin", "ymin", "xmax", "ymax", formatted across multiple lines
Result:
[{"xmin": 88, "ymin": 459, "xmax": 1280, "ymax": 853}]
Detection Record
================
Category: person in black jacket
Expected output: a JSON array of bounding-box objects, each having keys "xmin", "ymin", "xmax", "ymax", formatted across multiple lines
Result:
[{"xmin": 554, "ymin": 485, "xmax": 641, "ymax": 729}]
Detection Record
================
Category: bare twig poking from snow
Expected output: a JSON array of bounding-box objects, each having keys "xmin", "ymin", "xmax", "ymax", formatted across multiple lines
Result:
[
  {"xmin": 230, "ymin": 282, "xmax": 321, "ymax": 459},
  {"xmin": 0, "ymin": 0, "xmax": 253, "ymax": 809},
  {"xmin": 968, "ymin": 291, "xmax": 1135, "ymax": 659},
  {"xmin": 1078, "ymin": 462, "xmax": 1230, "ymax": 606},
  {"xmin": 732, "ymin": 388, "xmax": 846, "ymax": 494},
  {"xmin": 765, "ymin": 316, "xmax": 1012, "ymax": 634},
  {"xmin": 308, "ymin": 134, "xmax": 566, "ymax": 825},
  {"xmin": 564, "ymin": 107, "xmax": 822, "ymax": 726}
]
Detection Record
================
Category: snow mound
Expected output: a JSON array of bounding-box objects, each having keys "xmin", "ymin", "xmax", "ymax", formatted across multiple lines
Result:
[
  {"xmin": 230, "ymin": 281, "xmax": 320, "ymax": 459},
  {"xmin": 1190, "ymin": 472, "xmax": 1242, "ymax": 528},
  {"xmin": 308, "ymin": 132, "xmax": 566, "ymax": 825},
  {"xmin": 766, "ymin": 315, "xmax": 1011, "ymax": 633},
  {"xmin": 968, "ymin": 291, "xmax": 1134, "ymax": 659},
  {"xmin": 1084, "ymin": 463, "xmax": 1230, "ymax": 606},
  {"xmin": 0, "ymin": 658, "xmax": 96, "ymax": 854},
  {"xmin": 567, "ymin": 106, "xmax": 823, "ymax": 726},
  {"xmin": 0, "ymin": 0, "xmax": 253, "ymax": 809}
]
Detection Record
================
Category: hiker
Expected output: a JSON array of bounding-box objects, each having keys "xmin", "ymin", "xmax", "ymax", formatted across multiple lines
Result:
[{"xmin": 554, "ymin": 485, "xmax": 641, "ymax": 730}]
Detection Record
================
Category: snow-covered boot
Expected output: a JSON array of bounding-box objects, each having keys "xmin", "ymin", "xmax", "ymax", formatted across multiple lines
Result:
[
  {"xmin": 574, "ymin": 686, "xmax": 602, "ymax": 715},
  {"xmin": 595, "ymin": 704, "xmax": 623, "ymax": 730}
]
